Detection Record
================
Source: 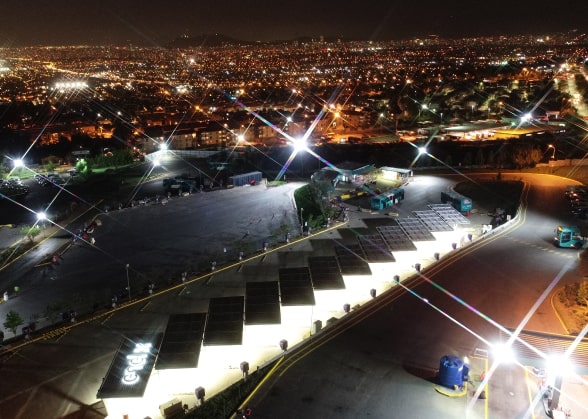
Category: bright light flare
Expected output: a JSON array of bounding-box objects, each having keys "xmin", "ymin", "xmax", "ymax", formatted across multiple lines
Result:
[
  {"xmin": 546, "ymin": 354, "xmax": 574, "ymax": 377},
  {"xmin": 292, "ymin": 137, "xmax": 307, "ymax": 152},
  {"xmin": 160, "ymin": 143, "xmax": 168, "ymax": 151},
  {"xmin": 36, "ymin": 211, "xmax": 47, "ymax": 221},
  {"xmin": 492, "ymin": 342, "xmax": 515, "ymax": 364},
  {"xmin": 13, "ymin": 159, "xmax": 24, "ymax": 168}
]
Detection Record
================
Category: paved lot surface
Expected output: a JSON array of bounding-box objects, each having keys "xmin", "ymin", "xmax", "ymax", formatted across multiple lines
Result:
[{"xmin": 1, "ymin": 174, "xmax": 586, "ymax": 419}]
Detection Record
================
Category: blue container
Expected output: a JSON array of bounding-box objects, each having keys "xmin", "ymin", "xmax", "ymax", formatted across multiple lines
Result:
[{"xmin": 439, "ymin": 355, "xmax": 465, "ymax": 388}]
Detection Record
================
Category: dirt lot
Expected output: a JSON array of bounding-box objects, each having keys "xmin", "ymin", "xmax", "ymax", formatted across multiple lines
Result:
[{"xmin": 454, "ymin": 179, "xmax": 522, "ymax": 216}]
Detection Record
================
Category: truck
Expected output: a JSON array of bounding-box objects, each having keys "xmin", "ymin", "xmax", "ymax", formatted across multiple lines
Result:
[{"xmin": 554, "ymin": 225, "xmax": 586, "ymax": 249}]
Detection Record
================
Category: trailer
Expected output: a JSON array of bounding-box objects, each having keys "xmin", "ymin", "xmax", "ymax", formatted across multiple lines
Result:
[{"xmin": 228, "ymin": 171, "xmax": 263, "ymax": 187}]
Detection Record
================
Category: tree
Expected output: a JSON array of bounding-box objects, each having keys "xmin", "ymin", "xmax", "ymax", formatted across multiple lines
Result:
[
  {"xmin": 462, "ymin": 151, "xmax": 473, "ymax": 167},
  {"xmin": 44, "ymin": 161, "xmax": 56, "ymax": 173},
  {"xmin": 486, "ymin": 149, "xmax": 496, "ymax": 167},
  {"xmin": 511, "ymin": 143, "xmax": 542, "ymax": 169},
  {"xmin": 475, "ymin": 148, "xmax": 485, "ymax": 167},
  {"xmin": 21, "ymin": 225, "xmax": 41, "ymax": 243},
  {"xmin": 4, "ymin": 310, "xmax": 24, "ymax": 335}
]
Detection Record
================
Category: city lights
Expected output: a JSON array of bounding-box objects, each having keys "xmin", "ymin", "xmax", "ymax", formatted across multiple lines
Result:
[
  {"xmin": 54, "ymin": 81, "xmax": 88, "ymax": 90},
  {"xmin": 1, "ymin": 25, "xmax": 588, "ymax": 419}
]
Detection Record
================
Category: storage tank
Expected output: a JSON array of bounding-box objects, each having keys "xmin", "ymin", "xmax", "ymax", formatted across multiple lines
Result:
[{"xmin": 438, "ymin": 355, "xmax": 468, "ymax": 388}]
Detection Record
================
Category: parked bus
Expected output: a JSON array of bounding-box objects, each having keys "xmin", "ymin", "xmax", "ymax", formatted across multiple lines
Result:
[
  {"xmin": 371, "ymin": 188, "xmax": 405, "ymax": 210},
  {"xmin": 440, "ymin": 190, "xmax": 472, "ymax": 214}
]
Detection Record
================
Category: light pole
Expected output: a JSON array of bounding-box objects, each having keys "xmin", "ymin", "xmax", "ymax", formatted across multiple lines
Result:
[
  {"xmin": 300, "ymin": 207, "xmax": 304, "ymax": 234},
  {"xmin": 125, "ymin": 264, "xmax": 131, "ymax": 301}
]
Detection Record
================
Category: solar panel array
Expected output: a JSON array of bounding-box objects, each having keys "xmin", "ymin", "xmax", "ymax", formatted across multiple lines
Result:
[
  {"xmin": 396, "ymin": 217, "xmax": 436, "ymax": 241},
  {"xmin": 279, "ymin": 267, "xmax": 316, "ymax": 306},
  {"xmin": 334, "ymin": 242, "xmax": 372, "ymax": 276},
  {"xmin": 412, "ymin": 210, "xmax": 454, "ymax": 232},
  {"xmin": 308, "ymin": 256, "xmax": 345, "ymax": 290},
  {"xmin": 157, "ymin": 313, "xmax": 206, "ymax": 369},
  {"xmin": 245, "ymin": 281, "xmax": 281, "ymax": 325},
  {"xmin": 203, "ymin": 296, "xmax": 244, "ymax": 346},
  {"xmin": 376, "ymin": 225, "xmax": 416, "ymax": 251},
  {"xmin": 429, "ymin": 204, "xmax": 471, "ymax": 225},
  {"xmin": 358, "ymin": 234, "xmax": 396, "ymax": 262},
  {"xmin": 156, "ymin": 204, "xmax": 467, "ymax": 354}
]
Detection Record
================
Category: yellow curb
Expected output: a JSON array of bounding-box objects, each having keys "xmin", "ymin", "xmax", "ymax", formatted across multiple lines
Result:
[
  {"xmin": 524, "ymin": 366, "xmax": 537, "ymax": 419},
  {"xmin": 234, "ymin": 357, "xmax": 285, "ymax": 416},
  {"xmin": 434, "ymin": 381, "xmax": 468, "ymax": 397}
]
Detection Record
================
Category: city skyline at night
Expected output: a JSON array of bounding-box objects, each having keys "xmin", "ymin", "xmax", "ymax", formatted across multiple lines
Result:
[{"xmin": 0, "ymin": 1, "xmax": 587, "ymax": 46}]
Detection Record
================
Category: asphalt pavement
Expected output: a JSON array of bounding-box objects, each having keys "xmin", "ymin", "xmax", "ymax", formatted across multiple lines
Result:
[{"xmin": 1, "ymin": 175, "xmax": 587, "ymax": 419}]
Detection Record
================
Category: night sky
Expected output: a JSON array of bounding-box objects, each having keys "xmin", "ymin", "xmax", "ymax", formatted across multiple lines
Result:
[{"xmin": 0, "ymin": 0, "xmax": 586, "ymax": 46}]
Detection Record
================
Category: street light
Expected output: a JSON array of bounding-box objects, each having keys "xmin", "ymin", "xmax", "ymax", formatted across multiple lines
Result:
[
  {"xmin": 37, "ymin": 211, "xmax": 47, "ymax": 238},
  {"xmin": 545, "ymin": 354, "xmax": 574, "ymax": 413},
  {"xmin": 125, "ymin": 264, "xmax": 131, "ymax": 301}
]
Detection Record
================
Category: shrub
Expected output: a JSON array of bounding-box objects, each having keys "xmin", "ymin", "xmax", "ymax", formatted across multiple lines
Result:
[{"xmin": 576, "ymin": 280, "xmax": 588, "ymax": 307}]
